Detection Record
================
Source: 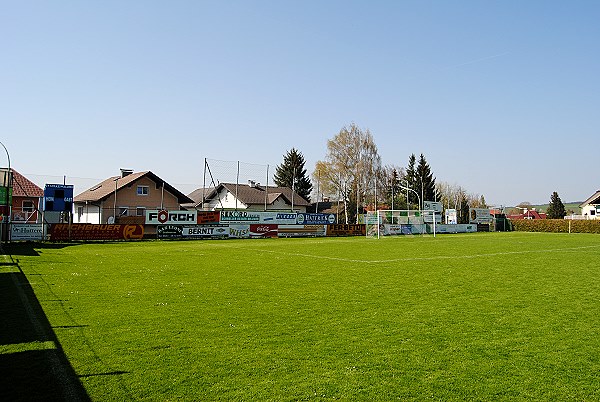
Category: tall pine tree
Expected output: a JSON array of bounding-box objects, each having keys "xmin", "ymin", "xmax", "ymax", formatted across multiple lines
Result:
[
  {"xmin": 546, "ymin": 191, "xmax": 566, "ymax": 219},
  {"xmin": 405, "ymin": 154, "xmax": 417, "ymax": 207},
  {"xmin": 273, "ymin": 148, "xmax": 312, "ymax": 201},
  {"xmin": 414, "ymin": 154, "xmax": 438, "ymax": 208}
]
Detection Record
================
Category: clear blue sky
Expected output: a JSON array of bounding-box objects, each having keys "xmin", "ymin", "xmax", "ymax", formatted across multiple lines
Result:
[{"xmin": 2, "ymin": 1, "xmax": 599, "ymax": 207}]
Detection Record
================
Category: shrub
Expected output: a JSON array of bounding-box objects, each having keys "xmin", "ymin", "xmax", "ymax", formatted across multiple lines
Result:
[{"xmin": 510, "ymin": 219, "xmax": 600, "ymax": 234}]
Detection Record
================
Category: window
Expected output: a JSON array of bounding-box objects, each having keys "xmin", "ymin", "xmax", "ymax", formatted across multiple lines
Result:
[
  {"xmin": 22, "ymin": 200, "xmax": 34, "ymax": 213},
  {"xmin": 136, "ymin": 207, "xmax": 146, "ymax": 217},
  {"xmin": 591, "ymin": 210, "xmax": 596, "ymax": 216},
  {"xmin": 119, "ymin": 207, "xmax": 129, "ymax": 216},
  {"xmin": 137, "ymin": 186, "xmax": 149, "ymax": 196},
  {"xmin": 77, "ymin": 206, "xmax": 84, "ymax": 219}
]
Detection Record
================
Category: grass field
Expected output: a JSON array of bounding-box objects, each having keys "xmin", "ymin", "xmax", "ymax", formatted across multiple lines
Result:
[{"xmin": 2, "ymin": 232, "xmax": 600, "ymax": 401}]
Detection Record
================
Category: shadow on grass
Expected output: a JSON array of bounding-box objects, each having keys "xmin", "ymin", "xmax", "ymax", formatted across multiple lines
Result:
[
  {"xmin": 6, "ymin": 242, "xmax": 85, "ymax": 257},
  {"xmin": 0, "ymin": 253, "xmax": 91, "ymax": 401}
]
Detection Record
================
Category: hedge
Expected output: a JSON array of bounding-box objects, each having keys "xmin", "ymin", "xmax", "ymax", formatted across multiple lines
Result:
[{"xmin": 510, "ymin": 219, "xmax": 600, "ymax": 234}]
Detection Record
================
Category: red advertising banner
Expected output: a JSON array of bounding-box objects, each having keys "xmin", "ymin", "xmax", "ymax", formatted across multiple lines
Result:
[
  {"xmin": 249, "ymin": 224, "xmax": 278, "ymax": 238},
  {"xmin": 50, "ymin": 224, "xmax": 144, "ymax": 241},
  {"xmin": 326, "ymin": 224, "xmax": 366, "ymax": 236},
  {"xmin": 197, "ymin": 211, "xmax": 221, "ymax": 225}
]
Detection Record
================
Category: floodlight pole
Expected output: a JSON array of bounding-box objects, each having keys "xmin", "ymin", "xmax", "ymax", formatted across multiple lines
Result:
[
  {"xmin": 0, "ymin": 141, "xmax": 11, "ymax": 245},
  {"xmin": 399, "ymin": 185, "xmax": 420, "ymax": 214},
  {"xmin": 0, "ymin": 141, "xmax": 11, "ymax": 174}
]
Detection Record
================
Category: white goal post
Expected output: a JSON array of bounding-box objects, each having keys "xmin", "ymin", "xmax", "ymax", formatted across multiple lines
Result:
[{"xmin": 366, "ymin": 210, "xmax": 437, "ymax": 239}]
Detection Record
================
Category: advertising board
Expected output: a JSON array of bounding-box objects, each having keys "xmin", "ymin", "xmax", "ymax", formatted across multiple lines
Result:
[
  {"xmin": 156, "ymin": 225, "xmax": 183, "ymax": 239},
  {"xmin": 157, "ymin": 225, "xmax": 230, "ymax": 239},
  {"xmin": 278, "ymin": 225, "xmax": 326, "ymax": 238},
  {"xmin": 228, "ymin": 224, "xmax": 251, "ymax": 238},
  {"xmin": 423, "ymin": 201, "xmax": 443, "ymax": 213},
  {"xmin": 260, "ymin": 212, "xmax": 298, "ymax": 225},
  {"xmin": 220, "ymin": 211, "xmax": 299, "ymax": 224},
  {"xmin": 423, "ymin": 211, "xmax": 442, "ymax": 224},
  {"xmin": 183, "ymin": 225, "xmax": 229, "ymax": 239},
  {"xmin": 11, "ymin": 224, "xmax": 45, "ymax": 241},
  {"xmin": 197, "ymin": 211, "xmax": 221, "ymax": 224},
  {"xmin": 435, "ymin": 224, "xmax": 477, "ymax": 234},
  {"xmin": 50, "ymin": 224, "xmax": 144, "ymax": 241},
  {"xmin": 296, "ymin": 213, "xmax": 336, "ymax": 225},
  {"xmin": 0, "ymin": 186, "xmax": 12, "ymax": 205},
  {"xmin": 469, "ymin": 208, "xmax": 492, "ymax": 224},
  {"xmin": 445, "ymin": 209, "xmax": 457, "ymax": 224},
  {"xmin": 326, "ymin": 224, "xmax": 366, "ymax": 236},
  {"xmin": 220, "ymin": 210, "xmax": 261, "ymax": 223},
  {"xmin": 146, "ymin": 210, "xmax": 197, "ymax": 225},
  {"xmin": 249, "ymin": 224, "xmax": 278, "ymax": 238},
  {"xmin": 383, "ymin": 224, "xmax": 413, "ymax": 235}
]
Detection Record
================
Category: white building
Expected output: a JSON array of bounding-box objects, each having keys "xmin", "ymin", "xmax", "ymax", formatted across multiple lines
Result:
[
  {"xmin": 580, "ymin": 190, "xmax": 600, "ymax": 219},
  {"xmin": 187, "ymin": 181, "xmax": 309, "ymax": 212}
]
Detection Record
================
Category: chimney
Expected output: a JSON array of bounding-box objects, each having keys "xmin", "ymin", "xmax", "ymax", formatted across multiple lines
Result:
[{"xmin": 120, "ymin": 169, "xmax": 133, "ymax": 178}]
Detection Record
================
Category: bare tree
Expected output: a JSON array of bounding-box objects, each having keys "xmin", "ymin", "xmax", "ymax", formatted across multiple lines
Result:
[{"xmin": 314, "ymin": 123, "xmax": 382, "ymax": 223}]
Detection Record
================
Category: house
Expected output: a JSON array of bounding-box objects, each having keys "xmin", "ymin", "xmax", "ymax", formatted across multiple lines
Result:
[
  {"xmin": 0, "ymin": 168, "xmax": 44, "ymax": 223},
  {"xmin": 188, "ymin": 181, "xmax": 310, "ymax": 212},
  {"xmin": 507, "ymin": 209, "xmax": 547, "ymax": 220},
  {"xmin": 580, "ymin": 190, "xmax": 600, "ymax": 220},
  {"xmin": 74, "ymin": 169, "xmax": 194, "ymax": 224}
]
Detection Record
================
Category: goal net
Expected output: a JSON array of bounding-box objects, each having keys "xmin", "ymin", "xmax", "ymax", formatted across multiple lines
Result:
[{"xmin": 366, "ymin": 210, "xmax": 437, "ymax": 239}]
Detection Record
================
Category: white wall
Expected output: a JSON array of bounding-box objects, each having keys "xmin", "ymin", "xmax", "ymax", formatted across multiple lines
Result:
[
  {"xmin": 581, "ymin": 205, "xmax": 599, "ymax": 219},
  {"xmin": 74, "ymin": 203, "xmax": 103, "ymax": 224}
]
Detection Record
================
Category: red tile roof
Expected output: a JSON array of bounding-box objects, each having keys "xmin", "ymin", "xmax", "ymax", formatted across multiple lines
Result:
[
  {"xmin": 201, "ymin": 183, "xmax": 310, "ymax": 208},
  {"xmin": 11, "ymin": 169, "xmax": 43, "ymax": 197},
  {"xmin": 74, "ymin": 171, "xmax": 193, "ymax": 204}
]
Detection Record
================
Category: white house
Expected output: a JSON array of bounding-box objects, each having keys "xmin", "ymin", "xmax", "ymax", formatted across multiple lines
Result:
[
  {"xmin": 187, "ymin": 181, "xmax": 310, "ymax": 212},
  {"xmin": 580, "ymin": 190, "xmax": 600, "ymax": 219}
]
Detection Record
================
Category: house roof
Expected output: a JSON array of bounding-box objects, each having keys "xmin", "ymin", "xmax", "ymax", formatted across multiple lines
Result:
[
  {"xmin": 580, "ymin": 190, "xmax": 600, "ymax": 207},
  {"xmin": 11, "ymin": 169, "xmax": 43, "ymax": 197},
  {"xmin": 203, "ymin": 183, "xmax": 310, "ymax": 208},
  {"xmin": 74, "ymin": 171, "xmax": 194, "ymax": 204}
]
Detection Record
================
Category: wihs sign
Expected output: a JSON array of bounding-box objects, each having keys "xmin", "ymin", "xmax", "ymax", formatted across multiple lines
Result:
[{"xmin": 146, "ymin": 210, "xmax": 197, "ymax": 224}]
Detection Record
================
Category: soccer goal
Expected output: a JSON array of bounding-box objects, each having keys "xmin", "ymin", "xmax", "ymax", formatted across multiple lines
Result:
[{"xmin": 366, "ymin": 210, "xmax": 437, "ymax": 239}]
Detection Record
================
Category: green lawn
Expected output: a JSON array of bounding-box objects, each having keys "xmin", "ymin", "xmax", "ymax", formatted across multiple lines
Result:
[{"xmin": 3, "ymin": 232, "xmax": 600, "ymax": 400}]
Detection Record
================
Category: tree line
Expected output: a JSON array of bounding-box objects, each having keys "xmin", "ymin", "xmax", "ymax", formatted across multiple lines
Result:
[{"xmin": 274, "ymin": 123, "xmax": 565, "ymax": 224}]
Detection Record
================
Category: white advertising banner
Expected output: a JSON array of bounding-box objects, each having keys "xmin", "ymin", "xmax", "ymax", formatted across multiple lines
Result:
[
  {"xmin": 260, "ymin": 212, "xmax": 298, "ymax": 225},
  {"xmin": 445, "ymin": 209, "xmax": 457, "ymax": 224},
  {"xmin": 182, "ymin": 225, "xmax": 229, "ymax": 238},
  {"xmin": 146, "ymin": 210, "xmax": 197, "ymax": 225},
  {"xmin": 11, "ymin": 224, "xmax": 45, "ymax": 241},
  {"xmin": 228, "ymin": 224, "xmax": 251, "ymax": 238},
  {"xmin": 219, "ymin": 210, "xmax": 262, "ymax": 223}
]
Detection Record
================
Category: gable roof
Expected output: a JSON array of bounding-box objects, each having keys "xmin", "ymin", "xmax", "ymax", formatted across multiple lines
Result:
[
  {"xmin": 203, "ymin": 183, "xmax": 309, "ymax": 208},
  {"xmin": 580, "ymin": 190, "xmax": 600, "ymax": 207},
  {"xmin": 74, "ymin": 171, "xmax": 193, "ymax": 204},
  {"xmin": 10, "ymin": 169, "xmax": 44, "ymax": 197}
]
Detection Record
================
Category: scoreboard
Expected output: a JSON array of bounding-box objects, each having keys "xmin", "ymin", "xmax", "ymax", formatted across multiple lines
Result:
[{"xmin": 44, "ymin": 184, "xmax": 74, "ymax": 212}]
